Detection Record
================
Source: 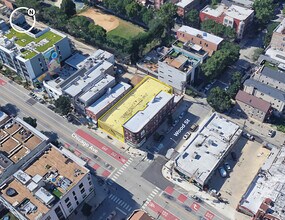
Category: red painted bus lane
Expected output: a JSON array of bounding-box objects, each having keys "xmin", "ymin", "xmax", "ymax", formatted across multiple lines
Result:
[
  {"xmin": 148, "ymin": 201, "xmax": 179, "ymax": 220},
  {"xmin": 74, "ymin": 129, "xmax": 127, "ymax": 164},
  {"xmin": 0, "ymin": 79, "xmax": 6, "ymax": 86}
]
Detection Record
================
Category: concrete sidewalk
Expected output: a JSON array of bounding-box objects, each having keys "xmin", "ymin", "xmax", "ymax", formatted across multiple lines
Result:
[
  {"xmin": 69, "ymin": 174, "xmax": 109, "ymax": 220},
  {"xmin": 161, "ymin": 161, "xmax": 239, "ymax": 220}
]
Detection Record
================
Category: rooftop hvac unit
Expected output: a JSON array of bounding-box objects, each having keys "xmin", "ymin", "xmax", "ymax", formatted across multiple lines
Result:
[{"xmin": 6, "ymin": 188, "xmax": 17, "ymax": 197}]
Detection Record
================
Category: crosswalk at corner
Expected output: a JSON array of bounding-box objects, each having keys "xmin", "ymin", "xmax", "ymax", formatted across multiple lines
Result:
[
  {"xmin": 110, "ymin": 157, "xmax": 133, "ymax": 182},
  {"xmin": 141, "ymin": 187, "xmax": 160, "ymax": 210}
]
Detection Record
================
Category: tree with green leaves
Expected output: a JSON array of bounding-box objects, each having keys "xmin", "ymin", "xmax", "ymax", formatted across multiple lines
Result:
[
  {"xmin": 141, "ymin": 8, "xmax": 154, "ymax": 25},
  {"xmin": 253, "ymin": 0, "xmax": 275, "ymax": 27},
  {"xmin": 157, "ymin": 3, "xmax": 177, "ymax": 32},
  {"xmin": 54, "ymin": 96, "xmax": 71, "ymax": 116},
  {"xmin": 263, "ymin": 22, "xmax": 279, "ymax": 47},
  {"xmin": 184, "ymin": 9, "xmax": 200, "ymax": 29},
  {"xmin": 125, "ymin": 1, "xmax": 141, "ymax": 19},
  {"xmin": 15, "ymin": 0, "xmax": 40, "ymax": 11},
  {"xmin": 201, "ymin": 20, "xmax": 236, "ymax": 40},
  {"xmin": 23, "ymin": 117, "xmax": 37, "ymax": 128},
  {"xmin": 202, "ymin": 42, "xmax": 240, "ymax": 80},
  {"xmin": 66, "ymin": 16, "xmax": 91, "ymax": 38},
  {"xmin": 39, "ymin": 6, "xmax": 68, "ymax": 31},
  {"xmin": 88, "ymin": 24, "xmax": 106, "ymax": 44},
  {"xmin": 227, "ymin": 72, "xmax": 242, "ymax": 98},
  {"xmin": 61, "ymin": 0, "xmax": 76, "ymax": 17},
  {"xmin": 207, "ymin": 87, "xmax": 231, "ymax": 112}
]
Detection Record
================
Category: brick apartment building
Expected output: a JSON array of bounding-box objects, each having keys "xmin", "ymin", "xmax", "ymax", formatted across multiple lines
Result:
[
  {"xmin": 177, "ymin": 25, "xmax": 224, "ymax": 55},
  {"xmin": 200, "ymin": 3, "xmax": 254, "ymax": 39},
  {"xmin": 235, "ymin": 90, "xmax": 272, "ymax": 122},
  {"xmin": 174, "ymin": 0, "xmax": 201, "ymax": 17}
]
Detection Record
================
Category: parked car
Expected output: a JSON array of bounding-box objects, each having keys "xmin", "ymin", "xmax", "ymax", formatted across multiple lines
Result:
[
  {"xmin": 242, "ymin": 132, "xmax": 254, "ymax": 141},
  {"xmin": 231, "ymin": 152, "xmax": 237, "ymax": 161},
  {"xmin": 224, "ymin": 162, "xmax": 231, "ymax": 172},
  {"xmin": 268, "ymin": 129, "xmax": 276, "ymax": 137},
  {"xmin": 190, "ymin": 124, "xmax": 198, "ymax": 132},
  {"xmin": 191, "ymin": 195, "xmax": 203, "ymax": 203},
  {"xmin": 218, "ymin": 167, "xmax": 227, "ymax": 178},
  {"xmin": 47, "ymin": 105, "xmax": 55, "ymax": 111},
  {"xmin": 183, "ymin": 132, "xmax": 191, "ymax": 140}
]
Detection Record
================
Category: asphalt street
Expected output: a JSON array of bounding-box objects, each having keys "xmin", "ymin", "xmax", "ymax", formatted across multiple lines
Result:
[{"xmin": 0, "ymin": 75, "xmax": 228, "ymax": 220}]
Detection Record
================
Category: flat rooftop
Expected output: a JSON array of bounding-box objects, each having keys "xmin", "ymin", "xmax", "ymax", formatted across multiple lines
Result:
[
  {"xmin": 1, "ymin": 145, "xmax": 88, "ymax": 220},
  {"xmin": 64, "ymin": 53, "xmax": 87, "ymax": 70},
  {"xmin": 178, "ymin": 25, "xmax": 224, "ymax": 45},
  {"xmin": 239, "ymin": 147, "xmax": 285, "ymax": 219},
  {"xmin": 78, "ymin": 74, "xmax": 115, "ymax": 103},
  {"xmin": 175, "ymin": 113, "xmax": 241, "ymax": 186},
  {"xmin": 201, "ymin": 4, "xmax": 254, "ymax": 20},
  {"xmin": 259, "ymin": 66, "xmax": 285, "ymax": 84},
  {"xmin": 3, "ymin": 27, "xmax": 64, "ymax": 59},
  {"xmin": 244, "ymin": 78, "xmax": 285, "ymax": 102},
  {"xmin": 123, "ymin": 91, "xmax": 174, "ymax": 133},
  {"xmin": 265, "ymin": 48, "xmax": 285, "ymax": 64},
  {"xmin": 176, "ymin": 0, "xmax": 194, "ymax": 8},
  {"xmin": 160, "ymin": 49, "xmax": 199, "ymax": 72},
  {"xmin": 64, "ymin": 61, "xmax": 113, "ymax": 97},
  {"xmin": 0, "ymin": 118, "xmax": 48, "ymax": 173},
  {"xmin": 0, "ymin": 111, "xmax": 8, "ymax": 125},
  {"xmin": 86, "ymin": 82, "xmax": 131, "ymax": 117},
  {"xmin": 76, "ymin": 49, "xmax": 114, "ymax": 69},
  {"xmin": 99, "ymin": 76, "xmax": 173, "ymax": 141},
  {"xmin": 274, "ymin": 18, "xmax": 285, "ymax": 34}
]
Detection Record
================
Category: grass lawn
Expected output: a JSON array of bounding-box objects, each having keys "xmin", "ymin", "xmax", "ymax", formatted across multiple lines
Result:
[
  {"xmin": 53, "ymin": 188, "xmax": 63, "ymax": 198},
  {"xmin": 264, "ymin": 61, "xmax": 278, "ymax": 70},
  {"xmin": 5, "ymin": 29, "xmax": 63, "ymax": 58},
  {"xmin": 107, "ymin": 20, "xmax": 145, "ymax": 40}
]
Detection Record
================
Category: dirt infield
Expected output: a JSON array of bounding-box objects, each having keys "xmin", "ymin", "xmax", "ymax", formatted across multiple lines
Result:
[{"xmin": 79, "ymin": 8, "xmax": 120, "ymax": 32}]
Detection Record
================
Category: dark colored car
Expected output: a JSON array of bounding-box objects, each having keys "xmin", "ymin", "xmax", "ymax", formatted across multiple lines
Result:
[{"xmin": 231, "ymin": 152, "xmax": 237, "ymax": 161}]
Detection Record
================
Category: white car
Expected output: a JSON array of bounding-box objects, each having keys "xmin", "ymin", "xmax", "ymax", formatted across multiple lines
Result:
[
  {"xmin": 183, "ymin": 132, "xmax": 191, "ymax": 140},
  {"xmin": 268, "ymin": 129, "xmax": 275, "ymax": 137}
]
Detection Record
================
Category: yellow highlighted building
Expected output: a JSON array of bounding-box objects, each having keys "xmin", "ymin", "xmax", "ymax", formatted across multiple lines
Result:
[{"xmin": 98, "ymin": 76, "xmax": 173, "ymax": 142}]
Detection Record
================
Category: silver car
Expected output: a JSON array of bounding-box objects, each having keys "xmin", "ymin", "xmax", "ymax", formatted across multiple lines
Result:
[{"xmin": 218, "ymin": 167, "xmax": 227, "ymax": 178}]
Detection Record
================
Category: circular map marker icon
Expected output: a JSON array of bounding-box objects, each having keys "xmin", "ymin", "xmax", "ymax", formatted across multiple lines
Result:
[
  {"xmin": 27, "ymin": 8, "xmax": 35, "ymax": 17},
  {"xmin": 9, "ymin": 7, "xmax": 36, "ymax": 34}
]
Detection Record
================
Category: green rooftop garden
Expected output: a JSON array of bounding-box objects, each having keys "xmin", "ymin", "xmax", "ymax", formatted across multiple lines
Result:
[
  {"xmin": 5, "ymin": 28, "xmax": 63, "ymax": 58},
  {"xmin": 264, "ymin": 61, "xmax": 278, "ymax": 70},
  {"xmin": 21, "ymin": 50, "xmax": 37, "ymax": 59},
  {"xmin": 174, "ymin": 41, "xmax": 184, "ymax": 48},
  {"xmin": 53, "ymin": 188, "xmax": 63, "ymax": 198}
]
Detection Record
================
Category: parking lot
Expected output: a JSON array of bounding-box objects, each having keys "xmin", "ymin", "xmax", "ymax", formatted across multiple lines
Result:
[{"xmin": 208, "ymin": 137, "xmax": 270, "ymax": 208}]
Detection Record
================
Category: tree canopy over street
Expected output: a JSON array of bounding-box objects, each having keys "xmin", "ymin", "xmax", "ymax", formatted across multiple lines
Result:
[
  {"xmin": 253, "ymin": 0, "xmax": 275, "ymax": 27},
  {"xmin": 54, "ymin": 96, "xmax": 71, "ymax": 116},
  {"xmin": 207, "ymin": 87, "xmax": 232, "ymax": 112},
  {"xmin": 61, "ymin": 0, "xmax": 76, "ymax": 17},
  {"xmin": 184, "ymin": 9, "xmax": 200, "ymax": 29},
  {"xmin": 227, "ymin": 72, "xmax": 242, "ymax": 98},
  {"xmin": 201, "ymin": 42, "xmax": 240, "ymax": 80},
  {"xmin": 23, "ymin": 117, "xmax": 37, "ymax": 128}
]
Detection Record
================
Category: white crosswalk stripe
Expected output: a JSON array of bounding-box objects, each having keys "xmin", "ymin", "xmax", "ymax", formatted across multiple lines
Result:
[
  {"xmin": 141, "ymin": 187, "xmax": 161, "ymax": 210},
  {"xmin": 108, "ymin": 194, "xmax": 133, "ymax": 211},
  {"xmin": 110, "ymin": 158, "xmax": 134, "ymax": 182}
]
